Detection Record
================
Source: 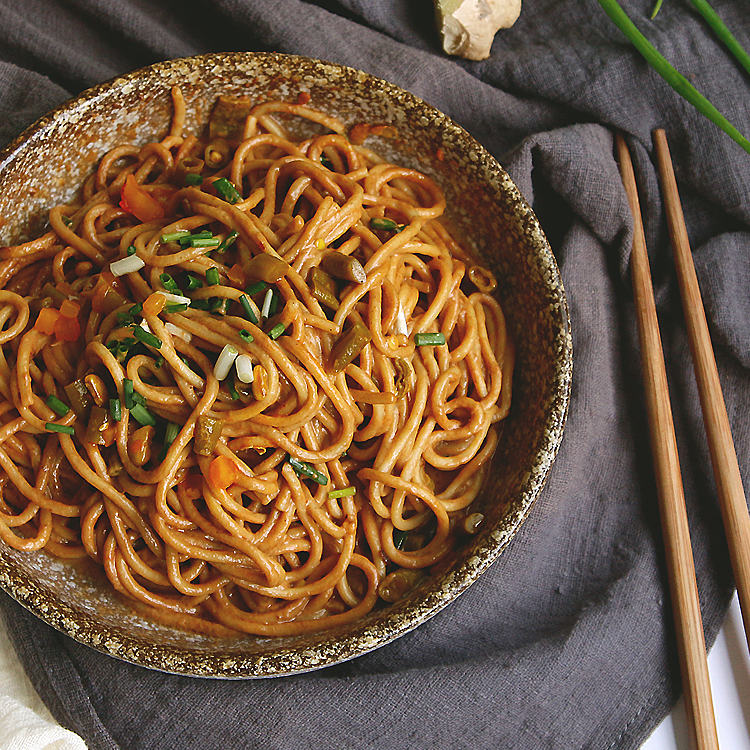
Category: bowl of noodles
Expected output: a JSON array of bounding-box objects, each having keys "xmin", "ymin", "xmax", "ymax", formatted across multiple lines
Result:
[{"xmin": 0, "ymin": 52, "xmax": 571, "ymax": 677}]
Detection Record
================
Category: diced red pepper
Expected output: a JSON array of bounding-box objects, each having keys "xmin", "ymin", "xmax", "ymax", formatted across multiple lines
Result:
[
  {"xmin": 120, "ymin": 174, "xmax": 165, "ymax": 223},
  {"xmin": 54, "ymin": 314, "xmax": 81, "ymax": 342},
  {"xmin": 35, "ymin": 308, "xmax": 60, "ymax": 335}
]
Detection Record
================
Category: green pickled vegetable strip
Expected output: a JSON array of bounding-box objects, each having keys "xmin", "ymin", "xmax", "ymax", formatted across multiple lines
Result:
[
  {"xmin": 130, "ymin": 403, "xmax": 156, "ymax": 427},
  {"xmin": 132, "ymin": 326, "xmax": 162, "ymax": 349},
  {"xmin": 46, "ymin": 423, "xmax": 74, "ymax": 435},
  {"xmin": 213, "ymin": 177, "xmax": 242, "ymax": 204},
  {"xmin": 688, "ymin": 0, "xmax": 750, "ymax": 78},
  {"xmin": 414, "ymin": 332, "xmax": 446, "ymax": 347},
  {"xmin": 64, "ymin": 379, "xmax": 91, "ymax": 417},
  {"xmin": 288, "ymin": 457, "xmax": 328, "ymax": 485},
  {"xmin": 195, "ymin": 415, "xmax": 224, "ymax": 455},
  {"xmin": 329, "ymin": 323, "xmax": 372, "ymax": 374},
  {"xmin": 328, "ymin": 486, "xmax": 356, "ymax": 499},
  {"xmin": 46, "ymin": 395, "xmax": 70, "ymax": 417},
  {"xmin": 596, "ymin": 0, "xmax": 750, "ymax": 155},
  {"xmin": 110, "ymin": 398, "xmax": 122, "ymax": 422}
]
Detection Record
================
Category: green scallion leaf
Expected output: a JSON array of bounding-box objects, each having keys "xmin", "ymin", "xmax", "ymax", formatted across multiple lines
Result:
[
  {"xmin": 245, "ymin": 281, "xmax": 269, "ymax": 296},
  {"xmin": 165, "ymin": 302, "xmax": 189, "ymax": 313},
  {"xmin": 164, "ymin": 421, "xmax": 180, "ymax": 445},
  {"xmin": 161, "ymin": 231, "xmax": 190, "ymax": 243},
  {"xmin": 206, "ymin": 267, "xmax": 220, "ymax": 286},
  {"xmin": 123, "ymin": 379, "xmax": 135, "ymax": 410},
  {"xmin": 160, "ymin": 274, "xmax": 181, "ymax": 294},
  {"xmin": 217, "ymin": 230, "xmax": 239, "ymax": 253},
  {"xmin": 110, "ymin": 398, "xmax": 122, "ymax": 422},
  {"xmin": 184, "ymin": 274, "xmax": 203, "ymax": 291},
  {"xmin": 189, "ymin": 237, "xmax": 220, "ymax": 249},
  {"xmin": 213, "ymin": 177, "xmax": 242, "ymax": 204},
  {"xmin": 597, "ymin": 0, "xmax": 750, "ymax": 155},
  {"xmin": 46, "ymin": 394, "xmax": 70, "ymax": 417},
  {"xmin": 132, "ymin": 326, "xmax": 162, "ymax": 349},
  {"xmin": 288, "ymin": 456, "xmax": 328, "ymax": 485},
  {"xmin": 184, "ymin": 173, "xmax": 203, "ymax": 186},
  {"xmin": 393, "ymin": 529, "xmax": 408, "ymax": 550},
  {"xmin": 414, "ymin": 332, "xmax": 446, "ymax": 347},
  {"xmin": 190, "ymin": 298, "xmax": 211, "ymax": 311},
  {"xmin": 130, "ymin": 403, "xmax": 156, "ymax": 427},
  {"xmin": 369, "ymin": 217, "xmax": 403, "ymax": 233},
  {"xmin": 268, "ymin": 323, "xmax": 286, "ymax": 340},
  {"xmin": 328, "ymin": 486, "xmax": 356, "ymax": 499},
  {"xmin": 688, "ymin": 0, "xmax": 750, "ymax": 79},
  {"xmin": 128, "ymin": 303, "xmax": 143, "ymax": 316},
  {"xmin": 153, "ymin": 355, "xmax": 164, "ymax": 369},
  {"xmin": 239, "ymin": 295, "xmax": 258, "ymax": 324},
  {"xmin": 227, "ymin": 376, "xmax": 240, "ymax": 401},
  {"xmin": 126, "ymin": 245, "xmax": 137, "ymax": 256},
  {"xmin": 46, "ymin": 423, "xmax": 74, "ymax": 435},
  {"xmin": 117, "ymin": 312, "xmax": 134, "ymax": 326},
  {"xmin": 238, "ymin": 329, "xmax": 254, "ymax": 343}
]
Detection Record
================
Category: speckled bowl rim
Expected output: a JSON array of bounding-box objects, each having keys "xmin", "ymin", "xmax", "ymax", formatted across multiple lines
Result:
[{"xmin": 0, "ymin": 52, "xmax": 572, "ymax": 678}]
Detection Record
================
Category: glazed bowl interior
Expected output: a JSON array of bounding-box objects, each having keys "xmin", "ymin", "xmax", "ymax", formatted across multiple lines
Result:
[{"xmin": 0, "ymin": 52, "xmax": 571, "ymax": 678}]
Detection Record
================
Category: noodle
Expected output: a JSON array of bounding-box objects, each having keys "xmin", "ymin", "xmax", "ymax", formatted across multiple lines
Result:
[{"xmin": 0, "ymin": 88, "xmax": 514, "ymax": 636}]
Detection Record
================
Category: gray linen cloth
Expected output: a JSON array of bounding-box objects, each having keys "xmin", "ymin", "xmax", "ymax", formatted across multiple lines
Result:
[{"xmin": 1, "ymin": 0, "xmax": 749, "ymax": 747}]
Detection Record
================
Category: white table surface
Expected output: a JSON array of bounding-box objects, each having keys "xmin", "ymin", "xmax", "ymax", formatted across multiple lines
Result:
[{"xmin": 642, "ymin": 592, "xmax": 750, "ymax": 750}]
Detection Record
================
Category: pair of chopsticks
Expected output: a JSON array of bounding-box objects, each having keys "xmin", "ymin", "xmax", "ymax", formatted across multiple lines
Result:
[{"xmin": 616, "ymin": 130, "xmax": 750, "ymax": 750}]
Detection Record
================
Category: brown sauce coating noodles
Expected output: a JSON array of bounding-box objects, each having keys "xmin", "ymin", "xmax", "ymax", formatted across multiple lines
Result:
[{"xmin": 0, "ymin": 88, "xmax": 514, "ymax": 636}]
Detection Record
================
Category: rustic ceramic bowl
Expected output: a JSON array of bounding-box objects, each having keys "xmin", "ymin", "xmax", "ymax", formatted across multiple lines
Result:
[{"xmin": 0, "ymin": 52, "xmax": 571, "ymax": 677}]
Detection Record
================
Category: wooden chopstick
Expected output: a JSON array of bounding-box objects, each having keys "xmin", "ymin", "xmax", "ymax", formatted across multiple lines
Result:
[
  {"xmin": 615, "ymin": 132, "xmax": 720, "ymax": 750},
  {"xmin": 653, "ymin": 128, "xmax": 750, "ymax": 653}
]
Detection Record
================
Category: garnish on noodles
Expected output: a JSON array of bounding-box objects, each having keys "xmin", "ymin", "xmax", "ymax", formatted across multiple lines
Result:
[{"xmin": 0, "ymin": 88, "xmax": 513, "ymax": 636}]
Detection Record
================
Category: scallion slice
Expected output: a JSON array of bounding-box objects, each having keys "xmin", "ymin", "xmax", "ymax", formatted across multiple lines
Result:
[
  {"xmin": 130, "ymin": 403, "xmax": 156, "ymax": 427},
  {"xmin": 46, "ymin": 394, "xmax": 70, "ymax": 417},
  {"xmin": 184, "ymin": 173, "xmax": 203, "ymax": 186},
  {"xmin": 217, "ymin": 230, "xmax": 239, "ymax": 253},
  {"xmin": 369, "ymin": 217, "xmax": 403, "ymax": 233},
  {"xmin": 214, "ymin": 344, "xmax": 238, "ymax": 381},
  {"xmin": 110, "ymin": 255, "xmax": 145, "ymax": 277},
  {"xmin": 110, "ymin": 398, "xmax": 122, "ymax": 422},
  {"xmin": 160, "ymin": 274, "xmax": 181, "ymax": 294},
  {"xmin": 328, "ymin": 486, "xmax": 356, "ymax": 499},
  {"xmin": 235, "ymin": 354, "xmax": 254, "ymax": 383},
  {"xmin": 184, "ymin": 274, "xmax": 203, "ymax": 291},
  {"xmin": 414, "ymin": 332, "xmax": 446, "ymax": 347},
  {"xmin": 213, "ymin": 177, "xmax": 242, "ymax": 204},
  {"xmin": 165, "ymin": 302, "xmax": 189, "ymax": 313},
  {"xmin": 238, "ymin": 329, "xmax": 254, "ymax": 343},
  {"xmin": 239, "ymin": 295, "xmax": 259, "ymax": 324},
  {"xmin": 46, "ymin": 423, "xmax": 74, "ymax": 435},
  {"xmin": 288, "ymin": 457, "xmax": 328, "ymax": 485},
  {"xmin": 261, "ymin": 288, "xmax": 274, "ymax": 319},
  {"xmin": 123, "ymin": 378, "xmax": 135, "ymax": 410},
  {"xmin": 126, "ymin": 245, "xmax": 138, "ymax": 256},
  {"xmin": 245, "ymin": 281, "xmax": 268, "ymax": 296},
  {"xmin": 132, "ymin": 326, "xmax": 162, "ymax": 349},
  {"xmin": 206, "ymin": 267, "xmax": 220, "ymax": 286},
  {"xmin": 161, "ymin": 230, "xmax": 190, "ymax": 243},
  {"xmin": 268, "ymin": 323, "xmax": 285, "ymax": 340}
]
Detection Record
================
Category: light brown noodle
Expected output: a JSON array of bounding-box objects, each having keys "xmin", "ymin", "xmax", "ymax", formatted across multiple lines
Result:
[{"xmin": 0, "ymin": 88, "xmax": 514, "ymax": 636}]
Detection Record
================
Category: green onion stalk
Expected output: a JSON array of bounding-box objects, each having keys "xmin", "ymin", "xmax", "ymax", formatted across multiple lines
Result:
[{"xmin": 596, "ymin": 0, "xmax": 750, "ymax": 155}]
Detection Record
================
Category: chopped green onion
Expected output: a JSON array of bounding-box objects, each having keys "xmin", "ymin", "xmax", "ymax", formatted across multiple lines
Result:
[
  {"xmin": 288, "ymin": 457, "xmax": 328, "ymax": 485},
  {"xmin": 46, "ymin": 394, "xmax": 70, "ymax": 417},
  {"xmin": 214, "ymin": 344, "xmax": 238, "ymax": 380},
  {"xmin": 227, "ymin": 376, "xmax": 240, "ymax": 400},
  {"xmin": 130, "ymin": 403, "xmax": 156, "ymax": 427},
  {"xmin": 123, "ymin": 379, "xmax": 135, "ymax": 410},
  {"xmin": 164, "ymin": 421, "xmax": 180, "ymax": 445},
  {"xmin": 239, "ymin": 295, "xmax": 258, "ymax": 324},
  {"xmin": 165, "ymin": 302, "xmax": 189, "ymax": 313},
  {"xmin": 126, "ymin": 245, "xmax": 137, "ymax": 256},
  {"xmin": 129, "ymin": 303, "xmax": 143, "ymax": 316},
  {"xmin": 328, "ymin": 486, "xmax": 356, "ymax": 499},
  {"xmin": 190, "ymin": 298, "xmax": 211, "ymax": 311},
  {"xmin": 161, "ymin": 230, "xmax": 190, "ymax": 243},
  {"xmin": 393, "ymin": 529, "xmax": 408, "ymax": 550},
  {"xmin": 245, "ymin": 281, "xmax": 269, "ymax": 296},
  {"xmin": 261, "ymin": 288, "xmax": 274, "ymax": 319},
  {"xmin": 213, "ymin": 177, "xmax": 242, "ymax": 204},
  {"xmin": 184, "ymin": 274, "xmax": 203, "ymax": 291},
  {"xmin": 235, "ymin": 354, "xmax": 254, "ymax": 383},
  {"xmin": 206, "ymin": 267, "xmax": 220, "ymax": 286},
  {"xmin": 160, "ymin": 274, "xmax": 181, "ymax": 294},
  {"xmin": 268, "ymin": 323, "xmax": 285, "ymax": 340},
  {"xmin": 369, "ymin": 217, "xmax": 403, "ymax": 233},
  {"xmin": 209, "ymin": 297, "xmax": 227, "ymax": 313},
  {"xmin": 238, "ymin": 329, "xmax": 254, "ymax": 343},
  {"xmin": 189, "ymin": 237, "xmax": 220, "ymax": 249},
  {"xmin": 596, "ymin": 0, "xmax": 750, "ymax": 155},
  {"xmin": 183, "ymin": 230, "xmax": 214, "ymax": 242},
  {"xmin": 132, "ymin": 326, "xmax": 162, "ymax": 349},
  {"xmin": 117, "ymin": 312, "xmax": 134, "ymax": 326},
  {"xmin": 414, "ymin": 332, "xmax": 446, "ymax": 347},
  {"xmin": 184, "ymin": 173, "xmax": 203, "ymax": 186},
  {"xmin": 320, "ymin": 154, "xmax": 333, "ymax": 169},
  {"xmin": 110, "ymin": 398, "xmax": 122, "ymax": 422},
  {"xmin": 153, "ymin": 355, "xmax": 164, "ymax": 369},
  {"xmin": 688, "ymin": 0, "xmax": 750, "ymax": 78},
  {"xmin": 217, "ymin": 230, "xmax": 239, "ymax": 253},
  {"xmin": 61, "ymin": 215, "xmax": 73, "ymax": 227},
  {"xmin": 132, "ymin": 390, "xmax": 147, "ymax": 407},
  {"xmin": 46, "ymin": 423, "xmax": 74, "ymax": 435}
]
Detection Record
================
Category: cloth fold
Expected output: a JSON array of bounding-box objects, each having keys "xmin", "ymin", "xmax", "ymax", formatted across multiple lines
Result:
[{"xmin": 1, "ymin": 1, "xmax": 749, "ymax": 748}]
